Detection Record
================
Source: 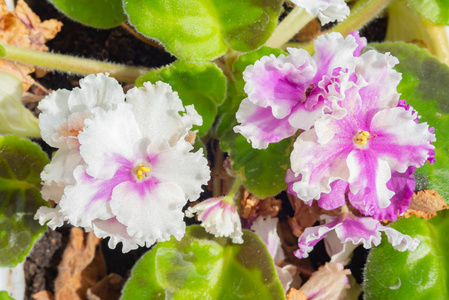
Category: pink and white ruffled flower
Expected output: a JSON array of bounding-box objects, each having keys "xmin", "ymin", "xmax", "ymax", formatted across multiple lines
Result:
[
  {"xmin": 292, "ymin": 0, "xmax": 350, "ymax": 25},
  {"xmin": 36, "ymin": 79, "xmax": 210, "ymax": 252},
  {"xmin": 295, "ymin": 215, "xmax": 420, "ymax": 259},
  {"xmin": 186, "ymin": 197, "xmax": 244, "ymax": 244},
  {"xmin": 234, "ymin": 32, "xmax": 365, "ymax": 149},
  {"xmin": 289, "ymin": 48, "xmax": 435, "ymax": 216}
]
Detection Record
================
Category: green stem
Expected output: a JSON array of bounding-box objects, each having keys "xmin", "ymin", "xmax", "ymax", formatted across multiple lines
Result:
[
  {"xmin": 265, "ymin": 6, "xmax": 315, "ymax": 49},
  {"xmin": 293, "ymin": 0, "xmax": 392, "ymax": 53},
  {"xmin": 330, "ymin": 0, "xmax": 392, "ymax": 36},
  {"xmin": 222, "ymin": 176, "xmax": 242, "ymax": 205},
  {"xmin": 1, "ymin": 44, "xmax": 152, "ymax": 83}
]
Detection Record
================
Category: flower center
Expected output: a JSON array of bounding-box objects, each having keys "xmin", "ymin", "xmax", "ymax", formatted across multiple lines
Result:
[
  {"xmin": 134, "ymin": 164, "xmax": 151, "ymax": 180},
  {"xmin": 354, "ymin": 130, "xmax": 375, "ymax": 146}
]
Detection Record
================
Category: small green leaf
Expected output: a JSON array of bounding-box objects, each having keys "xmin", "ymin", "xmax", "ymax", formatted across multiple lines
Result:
[
  {"xmin": 136, "ymin": 60, "xmax": 226, "ymax": 136},
  {"xmin": 363, "ymin": 212, "xmax": 449, "ymax": 298},
  {"xmin": 407, "ymin": 0, "xmax": 449, "ymax": 25},
  {"xmin": 48, "ymin": 0, "xmax": 126, "ymax": 29},
  {"xmin": 368, "ymin": 42, "xmax": 449, "ymax": 201},
  {"xmin": 0, "ymin": 291, "xmax": 13, "ymax": 300},
  {"xmin": 214, "ymin": 47, "xmax": 290, "ymax": 198},
  {"xmin": 121, "ymin": 225, "xmax": 285, "ymax": 300},
  {"xmin": 0, "ymin": 135, "xmax": 49, "ymax": 267},
  {"xmin": 0, "ymin": 44, "xmax": 6, "ymax": 58},
  {"xmin": 124, "ymin": 0, "xmax": 283, "ymax": 61},
  {"xmin": 0, "ymin": 72, "xmax": 40, "ymax": 137}
]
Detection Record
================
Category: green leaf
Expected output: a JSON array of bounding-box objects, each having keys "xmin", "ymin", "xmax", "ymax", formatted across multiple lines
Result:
[
  {"xmin": 0, "ymin": 44, "xmax": 5, "ymax": 58},
  {"xmin": 386, "ymin": 0, "xmax": 449, "ymax": 64},
  {"xmin": 407, "ymin": 0, "xmax": 449, "ymax": 25},
  {"xmin": 121, "ymin": 225, "xmax": 285, "ymax": 300},
  {"xmin": 124, "ymin": 0, "xmax": 283, "ymax": 61},
  {"xmin": 0, "ymin": 291, "xmax": 13, "ymax": 300},
  {"xmin": 0, "ymin": 135, "xmax": 49, "ymax": 267},
  {"xmin": 363, "ymin": 212, "xmax": 449, "ymax": 298},
  {"xmin": 214, "ymin": 47, "xmax": 290, "ymax": 199},
  {"xmin": 368, "ymin": 42, "xmax": 449, "ymax": 201},
  {"xmin": 48, "ymin": 0, "xmax": 126, "ymax": 29},
  {"xmin": 136, "ymin": 61, "xmax": 226, "ymax": 136},
  {"xmin": 0, "ymin": 72, "xmax": 40, "ymax": 137}
]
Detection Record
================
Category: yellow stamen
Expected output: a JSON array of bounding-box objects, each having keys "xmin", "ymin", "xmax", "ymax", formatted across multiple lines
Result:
[
  {"xmin": 354, "ymin": 130, "xmax": 374, "ymax": 146},
  {"xmin": 136, "ymin": 165, "xmax": 151, "ymax": 180}
]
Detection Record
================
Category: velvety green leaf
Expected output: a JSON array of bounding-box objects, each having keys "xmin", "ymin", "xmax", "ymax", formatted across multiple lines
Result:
[
  {"xmin": 368, "ymin": 42, "xmax": 449, "ymax": 200},
  {"xmin": 124, "ymin": 0, "xmax": 283, "ymax": 61},
  {"xmin": 214, "ymin": 47, "xmax": 291, "ymax": 198},
  {"xmin": 0, "ymin": 135, "xmax": 49, "ymax": 267},
  {"xmin": 0, "ymin": 44, "xmax": 5, "ymax": 58},
  {"xmin": 48, "ymin": 0, "xmax": 126, "ymax": 28},
  {"xmin": 0, "ymin": 291, "xmax": 13, "ymax": 300},
  {"xmin": 363, "ymin": 212, "xmax": 449, "ymax": 298},
  {"xmin": 0, "ymin": 72, "xmax": 40, "ymax": 137},
  {"xmin": 407, "ymin": 0, "xmax": 449, "ymax": 25},
  {"xmin": 136, "ymin": 60, "xmax": 226, "ymax": 136},
  {"xmin": 121, "ymin": 225, "xmax": 284, "ymax": 300}
]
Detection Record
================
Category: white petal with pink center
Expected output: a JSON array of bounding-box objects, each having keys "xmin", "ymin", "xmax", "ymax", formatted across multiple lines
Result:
[
  {"xmin": 292, "ymin": 0, "xmax": 350, "ymax": 25},
  {"xmin": 186, "ymin": 198, "xmax": 244, "ymax": 244},
  {"xmin": 36, "ymin": 79, "xmax": 210, "ymax": 251}
]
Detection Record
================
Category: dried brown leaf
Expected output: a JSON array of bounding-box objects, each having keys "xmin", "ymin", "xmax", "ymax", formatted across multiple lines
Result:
[
  {"xmin": 241, "ymin": 189, "xmax": 282, "ymax": 219},
  {"xmin": 408, "ymin": 190, "xmax": 447, "ymax": 212},
  {"xmin": 55, "ymin": 228, "xmax": 107, "ymax": 300},
  {"xmin": 86, "ymin": 273, "xmax": 125, "ymax": 300},
  {"xmin": 31, "ymin": 290, "xmax": 54, "ymax": 300},
  {"xmin": 286, "ymin": 288, "xmax": 308, "ymax": 300},
  {"xmin": 0, "ymin": 0, "xmax": 62, "ymax": 91}
]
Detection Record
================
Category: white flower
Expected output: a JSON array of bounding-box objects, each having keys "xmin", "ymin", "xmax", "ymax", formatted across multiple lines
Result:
[
  {"xmin": 36, "ymin": 76, "xmax": 210, "ymax": 252},
  {"xmin": 186, "ymin": 197, "xmax": 244, "ymax": 244},
  {"xmin": 292, "ymin": 0, "xmax": 350, "ymax": 25},
  {"xmin": 38, "ymin": 73, "xmax": 125, "ymax": 202}
]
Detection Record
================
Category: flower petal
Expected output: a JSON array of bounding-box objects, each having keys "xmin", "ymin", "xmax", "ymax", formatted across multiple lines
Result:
[
  {"xmin": 149, "ymin": 140, "xmax": 210, "ymax": 202},
  {"xmin": 295, "ymin": 217, "xmax": 342, "ymax": 259},
  {"xmin": 243, "ymin": 50, "xmax": 316, "ymax": 119},
  {"xmin": 370, "ymin": 106, "xmax": 436, "ymax": 173},
  {"xmin": 334, "ymin": 216, "xmax": 382, "ymax": 249},
  {"xmin": 357, "ymin": 50, "xmax": 401, "ymax": 111},
  {"xmin": 234, "ymin": 98, "xmax": 298, "ymax": 149},
  {"xmin": 371, "ymin": 168, "xmax": 415, "ymax": 221},
  {"xmin": 293, "ymin": 0, "xmax": 350, "ymax": 25},
  {"xmin": 78, "ymin": 103, "xmax": 141, "ymax": 179},
  {"xmin": 59, "ymin": 165, "xmax": 115, "ymax": 228},
  {"xmin": 110, "ymin": 181, "xmax": 187, "ymax": 246},
  {"xmin": 290, "ymin": 128, "xmax": 352, "ymax": 201},
  {"xmin": 378, "ymin": 225, "xmax": 420, "ymax": 251},
  {"xmin": 92, "ymin": 218, "xmax": 144, "ymax": 253},
  {"xmin": 38, "ymin": 88, "xmax": 71, "ymax": 148},
  {"xmin": 67, "ymin": 73, "xmax": 125, "ymax": 112},
  {"xmin": 126, "ymin": 81, "xmax": 202, "ymax": 146},
  {"xmin": 34, "ymin": 206, "xmax": 65, "ymax": 230},
  {"xmin": 347, "ymin": 150, "xmax": 394, "ymax": 213}
]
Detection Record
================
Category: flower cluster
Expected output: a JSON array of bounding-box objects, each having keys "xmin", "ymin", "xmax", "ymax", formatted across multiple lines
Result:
[
  {"xmin": 234, "ymin": 32, "xmax": 435, "ymax": 258},
  {"xmin": 35, "ymin": 74, "xmax": 210, "ymax": 252}
]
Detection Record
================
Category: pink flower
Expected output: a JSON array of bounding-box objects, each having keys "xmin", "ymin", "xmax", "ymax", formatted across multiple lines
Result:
[
  {"xmin": 288, "ymin": 49, "xmax": 435, "ymax": 216},
  {"xmin": 295, "ymin": 215, "xmax": 419, "ymax": 259},
  {"xmin": 234, "ymin": 32, "xmax": 366, "ymax": 149}
]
